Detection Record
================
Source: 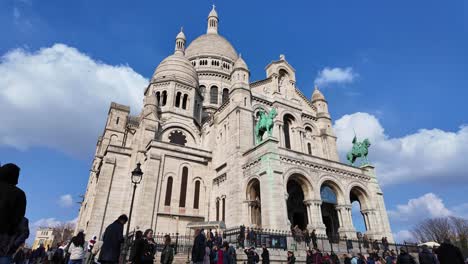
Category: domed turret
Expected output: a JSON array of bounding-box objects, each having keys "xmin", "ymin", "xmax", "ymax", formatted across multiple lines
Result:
[
  {"xmin": 233, "ymin": 54, "xmax": 248, "ymax": 71},
  {"xmin": 152, "ymin": 29, "xmax": 198, "ymax": 87},
  {"xmin": 207, "ymin": 5, "xmax": 218, "ymax": 34},
  {"xmin": 312, "ymin": 85, "xmax": 325, "ymax": 102}
]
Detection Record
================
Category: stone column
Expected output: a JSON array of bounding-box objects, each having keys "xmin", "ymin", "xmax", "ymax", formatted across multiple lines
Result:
[
  {"xmin": 304, "ymin": 200, "xmax": 313, "ymax": 226},
  {"xmin": 307, "ymin": 199, "xmax": 326, "ymax": 235},
  {"xmin": 337, "ymin": 204, "xmax": 357, "ymax": 239}
]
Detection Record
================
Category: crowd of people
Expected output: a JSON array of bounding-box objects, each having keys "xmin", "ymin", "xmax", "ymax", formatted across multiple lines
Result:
[{"xmin": 191, "ymin": 228, "xmax": 237, "ymax": 264}]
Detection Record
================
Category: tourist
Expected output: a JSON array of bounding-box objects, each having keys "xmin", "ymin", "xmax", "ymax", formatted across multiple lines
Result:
[
  {"xmin": 221, "ymin": 242, "xmax": 230, "ymax": 264},
  {"xmin": 139, "ymin": 229, "xmax": 156, "ymax": 264},
  {"xmin": 322, "ymin": 252, "xmax": 332, "ymax": 264},
  {"xmin": 207, "ymin": 231, "xmax": 213, "ymax": 249},
  {"xmin": 375, "ymin": 256, "xmax": 385, "ymax": 264},
  {"xmin": 211, "ymin": 245, "xmax": 219, "ymax": 264},
  {"xmin": 384, "ymin": 251, "xmax": 396, "ymax": 264},
  {"xmin": 287, "ymin": 251, "xmax": 296, "ymax": 264},
  {"xmin": 90, "ymin": 240, "xmax": 103, "ymax": 264},
  {"xmin": 305, "ymin": 229, "xmax": 311, "ymax": 248},
  {"xmin": 227, "ymin": 244, "xmax": 236, "ymax": 264},
  {"xmin": 239, "ymin": 226, "xmax": 246, "ymax": 248},
  {"xmin": 418, "ymin": 245, "xmax": 437, "ymax": 264},
  {"xmin": 350, "ymin": 252, "xmax": 359, "ymax": 264},
  {"xmin": 51, "ymin": 243, "xmax": 64, "ymax": 264},
  {"xmin": 342, "ymin": 254, "xmax": 351, "ymax": 264},
  {"xmin": 98, "ymin": 214, "xmax": 127, "ymax": 264},
  {"xmin": 372, "ymin": 240, "xmax": 380, "ymax": 254},
  {"xmin": 363, "ymin": 235, "xmax": 370, "ymax": 249},
  {"xmin": 67, "ymin": 232, "xmax": 86, "ymax": 264},
  {"xmin": 306, "ymin": 250, "xmax": 313, "ymax": 264},
  {"xmin": 87, "ymin": 236, "xmax": 97, "ymax": 252},
  {"xmin": 129, "ymin": 230, "xmax": 143, "ymax": 264},
  {"xmin": 311, "ymin": 230, "xmax": 318, "ymax": 249},
  {"xmin": 204, "ymin": 246, "xmax": 211, "ymax": 264},
  {"xmin": 192, "ymin": 229, "xmax": 206, "ymax": 264},
  {"xmin": 0, "ymin": 163, "xmax": 29, "ymax": 264},
  {"xmin": 434, "ymin": 238, "xmax": 464, "ymax": 264},
  {"xmin": 12, "ymin": 243, "xmax": 26, "ymax": 264},
  {"xmin": 244, "ymin": 247, "xmax": 257, "ymax": 264},
  {"xmin": 160, "ymin": 234, "xmax": 174, "ymax": 264},
  {"xmin": 395, "ymin": 248, "xmax": 416, "ymax": 264},
  {"xmin": 216, "ymin": 243, "xmax": 225, "ymax": 264},
  {"xmin": 261, "ymin": 245, "xmax": 269, "ymax": 264},
  {"xmin": 312, "ymin": 248, "xmax": 323, "ymax": 264},
  {"xmin": 330, "ymin": 251, "xmax": 340, "ymax": 264},
  {"xmin": 382, "ymin": 237, "xmax": 389, "ymax": 252}
]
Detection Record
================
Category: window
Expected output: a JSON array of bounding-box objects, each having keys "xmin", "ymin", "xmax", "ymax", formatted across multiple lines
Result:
[
  {"xmin": 222, "ymin": 88, "xmax": 229, "ymax": 104},
  {"xmin": 193, "ymin": 180, "xmax": 200, "ymax": 209},
  {"xmin": 162, "ymin": 91, "xmax": 167, "ymax": 106},
  {"xmin": 179, "ymin": 167, "xmax": 188, "ymax": 207},
  {"xmin": 164, "ymin": 177, "xmax": 173, "ymax": 206},
  {"xmin": 222, "ymin": 197, "xmax": 225, "ymax": 221},
  {"xmin": 175, "ymin": 92, "xmax": 181, "ymax": 108},
  {"xmin": 283, "ymin": 114, "xmax": 294, "ymax": 149},
  {"xmin": 156, "ymin": 91, "xmax": 161, "ymax": 105},
  {"xmin": 216, "ymin": 199, "xmax": 220, "ymax": 221},
  {"xmin": 182, "ymin": 94, "xmax": 188, "ymax": 109},
  {"xmin": 307, "ymin": 143, "xmax": 312, "ymax": 155},
  {"xmin": 169, "ymin": 130, "xmax": 187, "ymax": 146},
  {"xmin": 199, "ymin": 85, "xmax": 206, "ymax": 96},
  {"xmin": 210, "ymin": 86, "xmax": 218, "ymax": 104},
  {"xmin": 116, "ymin": 117, "xmax": 119, "ymax": 125}
]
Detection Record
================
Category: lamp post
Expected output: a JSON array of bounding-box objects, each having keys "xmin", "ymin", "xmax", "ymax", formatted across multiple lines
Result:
[{"xmin": 126, "ymin": 162, "xmax": 143, "ymax": 237}]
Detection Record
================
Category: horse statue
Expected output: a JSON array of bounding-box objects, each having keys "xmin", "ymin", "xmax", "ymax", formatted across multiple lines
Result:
[
  {"xmin": 254, "ymin": 108, "xmax": 277, "ymax": 144},
  {"xmin": 346, "ymin": 135, "xmax": 371, "ymax": 166}
]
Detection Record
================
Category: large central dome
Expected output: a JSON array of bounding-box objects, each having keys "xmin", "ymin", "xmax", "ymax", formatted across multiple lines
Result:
[
  {"xmin": 185, "ymin": 6, "xmax": 238, "ymax": 62},
  {"xmin": 186, "ymin": 34, "xmax": 238, "ymax": 61}
]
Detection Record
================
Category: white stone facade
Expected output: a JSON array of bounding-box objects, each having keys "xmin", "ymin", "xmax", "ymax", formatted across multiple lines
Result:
[{"xmin": 76, "ymin": 7, "xmax": 393, "ymax": 242}]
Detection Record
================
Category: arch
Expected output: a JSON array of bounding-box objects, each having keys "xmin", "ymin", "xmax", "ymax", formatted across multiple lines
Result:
[
  {"xmin": 199, "ymin": 85, "xmax": 206, "ymax": 97},
  {"xmin": 155, "ymin": 91, "xmax": 161, "ymax": 105},
  {"xmin": 179, "ymin": 166, "xmax": 189, "ymax": 207},
  {"xmin": 193, "ymin": 180, "xmax": 200, "ymax": 209},
  {"xmin": 246, "ymin": 178, "xmax": 261, "ymax": 226},
  {"xmin": 161, "ymin": 124, "xmax": 199, "ymax": 146},
  {"xmin": 318, "ymin": 177, "xmax": 346, "ymax": 204},
  {"xmin": 286, "ymin": 174, "xmax": 311, "ymax": 229},
  {"xmin": 210, "ymin": 86, "xmax": 218, "ymax": 104},
  {"xmin": 182, "ymin": 94, "xmax": 188, "ymax": 109},
  {"xmin": 307, "ymin": 143, "xmax": 312, "ymax": 155},
  {"xmin": 349, "ymin": 184, "xmax": 371, "ymax": 210},
  {"xmin": 216, "ymin": 198, "xmax": 220, "ymax": 221},
  {"xmin": 349, "ymin": 184, "xmax": 372, "ymax": 233},
  {"xmin": 164, "ymin": 177, "xmax": 173, "ymax": 206},
  {"xmin": 222, "ymin": 197, "xmax": 226, "ymax": 222},
  {"xmin": 283, "ymin": 114, "xmax": 295, "ymax": 149},
  {"xmin": 175, "ymin": 92, "xmax": 181, "ymax": 107},
  {"xmin": 222, "ymin": 88, "xmax": 229, "ymax": 104}
]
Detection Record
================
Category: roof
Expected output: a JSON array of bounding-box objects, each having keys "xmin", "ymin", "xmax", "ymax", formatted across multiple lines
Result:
[{"xmin": 185, "ymin": 34, "xmax": 238, "ymax": 61}]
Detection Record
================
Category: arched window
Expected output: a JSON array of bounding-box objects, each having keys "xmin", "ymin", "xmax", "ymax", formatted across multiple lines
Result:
[
  {"xmin": 222, "ymin": 88, "xmax": 229, "ymax": 104},
  {"xmin": 164, "ymin": 177, "xmax": 173, "ymax": 206},
  {"xmin": 155, "ymin": 91, "xmax": 161, "ymax": 105},
  {"xmin": 216, "ymin": 199, "xmax": 220, "ymax": 221},
  {"xmin": 222, "ymin": 197, "xmax": 226, "ymax": 221},
  {"xmin": 193, "ymin": 180, "xmax": 200, "ymax": 209},
  {"xmin": 307, "ymin": 143, "xmax": 312, "ymax": 155},
  {"xmin": 162, "ymin": 91, "xmax": 167, "ymax": 106},
  {"xmin": 182, "ymin": 94, "xmax": 188, "ymax": 109},
  {"xmin": 210, "ymin": 86, "xmax": 218, "ymax": 104},
  {"xmin": 175, "ymin": 92, "xmax": 181, "ymax": 108},
  {"xmin": 283, "ymin": 114, "xmax": 294, "ymax": 149},
  {"xmin": 179, "ymin": 167, "xmax": 188, "ymax": 207},
  {"xmin": 116, "ymin": 117, "xmax": 119, "ymax": 125}
]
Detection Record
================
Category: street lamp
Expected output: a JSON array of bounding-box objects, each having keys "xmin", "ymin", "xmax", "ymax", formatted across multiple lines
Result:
[{"xmin": 126, "ymin": 162, "xmax": 143, "ymax": 237}]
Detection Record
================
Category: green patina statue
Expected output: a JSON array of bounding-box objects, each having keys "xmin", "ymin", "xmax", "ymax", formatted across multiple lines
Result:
[
  {"xmin": 346, "ymin": 134, "xmax": 371, "ymax": 166},
  {"xmin": 255, "ymin": 108, "xmax": 277, "ymax": 144}
]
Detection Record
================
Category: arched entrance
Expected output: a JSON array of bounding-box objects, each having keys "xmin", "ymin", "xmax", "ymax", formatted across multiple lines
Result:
[
  {"xmin": 350, "ymin": 186, "xmax": 370, "ymax": 233},
  {"xmin": 320, "ymin": 185, "xmax": 340, "ymax": 240},
  {"xmin": 246, "ymin": 179, "xmax": 261, "ymax": 227},
  {"xmin": 287, "ymin": 179, "xmax": 308, "ymax": 229}
]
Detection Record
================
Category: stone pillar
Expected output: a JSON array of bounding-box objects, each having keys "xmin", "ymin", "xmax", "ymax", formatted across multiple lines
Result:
[
  {"xmin": 336, "ymin": 204, "xmax": 357, "ymax": 239},
  {"xmin": 306, "ymin": 199, "xmax": 326, "ymax": 235}
]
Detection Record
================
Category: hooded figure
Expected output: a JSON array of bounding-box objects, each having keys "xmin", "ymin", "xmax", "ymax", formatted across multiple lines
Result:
[{"xmin": 0, "ymin": 163, "xmax": 26, "ymax": 235}]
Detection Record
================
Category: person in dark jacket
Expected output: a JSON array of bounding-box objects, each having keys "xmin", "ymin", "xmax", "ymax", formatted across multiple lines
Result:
[
  {"xmin": 98, "ymin": 215, "xmax": 127, "ymax": 264},
  {"xmin": 129, "ymin": 231, "xmax": 143, "ymax": 264},
  {"xmin": 287, "ymin": 251, "xmax": 296, "ymax": 264},
  {"xmin": 0, "ymin": 164, "xmax": 26, "ymax": 235},
  {"xmin": 192, "ymin": 229, "xmax": 206, "ymax": 264},
  {"xmin": 419, "ymin": 245, "xmax": 437, "ymax": 264},
  {"xmin": 261, "ymin": 245, "xmax": 269, "ymax": 264},
  {"xmin": 227, "ymin": 244, "xmax": 236, "ymax": 264},
  {"xmin": 396, "ymin": 248, "xmax": 416, "ymax": 264},
  {"xmin": 311, "ymin": 230, "xmax": 318, "ymax": 249},
  {"xmin": 244, "ymin": 247, "xmax": 257, "ymax": 264},
  {"xmin": 435, "ymin": 239, "xmax": 464, "ymax": 264},
  {"xmin": 160, "ymin": 235, "xmax": 173, "ymax": 264},
  {"xmin": 0, "ymin": 217, "xmax": 29, "ymax": 262}
]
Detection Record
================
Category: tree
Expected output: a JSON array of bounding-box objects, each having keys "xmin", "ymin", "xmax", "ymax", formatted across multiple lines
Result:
[
  {"xmin": 39, "ymin": 222, "xmax": 75, "ymax": 246},
  {"xmin": 412, "ymin": 217, "xmax": 453, "ymax": 243}
]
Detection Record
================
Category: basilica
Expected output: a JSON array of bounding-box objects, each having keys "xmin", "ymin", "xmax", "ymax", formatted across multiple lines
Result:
[{"xmin": 76, "ymin": 6, "xmax": 393, "ymax": 242}]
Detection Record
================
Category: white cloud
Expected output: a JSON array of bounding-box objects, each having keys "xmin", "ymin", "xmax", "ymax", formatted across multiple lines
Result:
[
  {"xmin": 388, "ymin": 193, "xmax": 452, "ymax": 223},
  {"xmin": 314, "ymin": 67, "xmax": 357, "ymax": 86},
  {"xmin": 393, "ymin": 230, "xmax": 416, "ymax": 243},
  {"xmin": 58, "ymin": 194, "xmax": 74, "ymax": 208},
  {"xmin": 334, "ymin": 112, "xmax": 468, "ymax": 185},
  {"xmin": 28, "ymin": 217, "xmax": 77, "ymax": 245},
  {"xmin": 0, "ymin": 44, "xmax": 148, "ymax": 158}
]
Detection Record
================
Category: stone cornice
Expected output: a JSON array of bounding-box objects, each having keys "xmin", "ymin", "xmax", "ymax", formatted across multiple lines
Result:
[
  {"xmin": 252, "ymin": 96, "xmax": 273, "ymax": 106},
  {"xmin": 250, "ymin": 77, "xmax": 272, "ymax": 88}
]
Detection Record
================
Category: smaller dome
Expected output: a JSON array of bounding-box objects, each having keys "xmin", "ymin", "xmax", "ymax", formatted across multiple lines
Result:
[
  {"xmin": 208, "ymin": 5, "xmax": 218, "ymax": 18},
  {"xmin": 176, "ymin": 30, "xmax": 186, "ymax": 40},
  {"xmin": 233, "ymin": 55, "xmax": 248, "ymax": 70},
  {"xmin": 152, "ymin": 54, "xmax": 198, "ymax": 87},
  {"xmin": 312, "ymin": 86, "xmax": 325, "ymax": 101}
]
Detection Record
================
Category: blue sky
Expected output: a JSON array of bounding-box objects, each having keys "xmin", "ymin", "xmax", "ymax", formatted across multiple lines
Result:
[{"xmin": 1, "ymin": 0, "xmax": 467, "ymax": 243}]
